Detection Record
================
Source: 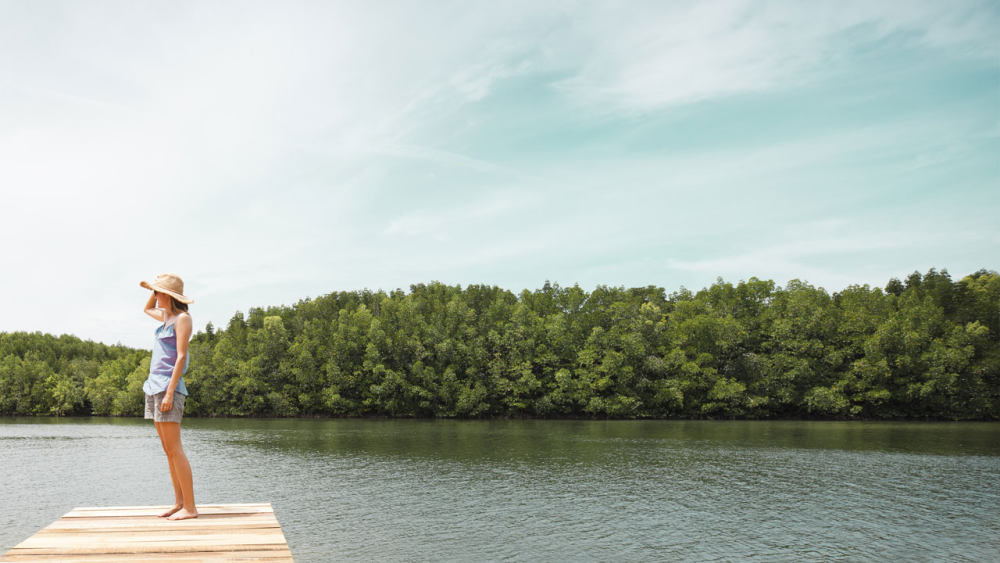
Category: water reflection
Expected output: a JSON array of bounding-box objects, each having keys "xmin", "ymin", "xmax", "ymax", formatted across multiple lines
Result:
[
  {"xmin": 179, "ymin": 418, "xmax": 1000, "ymax": 462},
  {"xmin": 2, "ymin": 418, "xmax": 998, "ymax": 562}
]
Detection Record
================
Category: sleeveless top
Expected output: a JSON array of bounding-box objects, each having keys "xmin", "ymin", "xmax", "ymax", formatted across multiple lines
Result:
[{"xmin": 142, "ymin": 321, "xmax": 189, "ymax": 396}]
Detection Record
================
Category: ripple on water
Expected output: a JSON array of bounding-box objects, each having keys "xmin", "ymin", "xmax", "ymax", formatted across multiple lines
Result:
[{"xmin": 2, "ymin": 419, "xmax": 998, "ymax": 562}]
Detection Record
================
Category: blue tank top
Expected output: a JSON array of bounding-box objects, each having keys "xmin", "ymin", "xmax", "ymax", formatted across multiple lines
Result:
[{"xmin": 142, "ymin": 321, "xmax": 189, "ymax": 396}]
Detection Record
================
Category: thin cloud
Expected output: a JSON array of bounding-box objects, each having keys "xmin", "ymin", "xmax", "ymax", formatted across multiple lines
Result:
[
  {"xmin": 382, "ymin": 191, "xmax": 537, "ymax": 239},
  {"xmin": 552, "ymin": 0, "xmax": 1000, "ymax": 114}
]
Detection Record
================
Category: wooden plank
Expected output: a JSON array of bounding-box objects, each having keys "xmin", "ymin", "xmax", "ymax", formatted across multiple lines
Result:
[
  {"xmin": 46, "ymin": 512, "xmax": 277, "ymax": 522},
  {"xmin": 63, "ymin": 505, "xmax": 273, "ymax": 518},
  {"xmin": 15, "ymin": 531, "xmax": 288, "ymax": 548},
  {"xmin": 3, "ymin": 553, "xmax": 292, "ymax": 560},
  {"xmin": 0, "ymin": 551, "xmax": 293, "ymax": 562},
  {"xmin": 36, "ymin": 522, "xmax": 279, "ymax": 533},
  {"xmin": 43, "ymin": 514, "xmax": 279, "ymax": 532},
  {"xmin": 1, "ymin": 503, "xmax": 294, "ymax": 562},
  {"xmin": 5, "ymin": 545, "xmax": 291, "ymax": 557},
  {"xmin": 12, "ymin": 531, "xmax": 289, "ymax": 551},
  {"xmin": 69, "ymin": 504, "xmax": 272, "ymax": 512}
]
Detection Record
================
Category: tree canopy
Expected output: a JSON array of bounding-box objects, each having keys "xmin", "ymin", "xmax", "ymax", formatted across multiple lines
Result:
[{"xmin": 2, "ymin": 268, "xmax": 997, "ymax": 419}]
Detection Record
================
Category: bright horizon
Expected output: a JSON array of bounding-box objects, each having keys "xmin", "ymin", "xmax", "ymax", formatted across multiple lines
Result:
[{"xmin": 1, "ymin": 1, "xmax": 997, "ymax": 349}]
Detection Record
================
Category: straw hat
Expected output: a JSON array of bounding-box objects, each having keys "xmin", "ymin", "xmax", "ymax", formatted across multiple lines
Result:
[{"xmin": 140, "ymin": 273, "xmax": 194, "ymax": 304}]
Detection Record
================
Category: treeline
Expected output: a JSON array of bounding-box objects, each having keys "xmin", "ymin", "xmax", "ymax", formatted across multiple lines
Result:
[{"xmin": 1, "ymin": 268, "xmax": 998, "ymax": 419}]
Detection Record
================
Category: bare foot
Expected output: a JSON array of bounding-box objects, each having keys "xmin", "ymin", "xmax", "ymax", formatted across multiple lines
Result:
[
  {"xmin": 167, "ymin": 508, "xmax": 199, "ymax": 521},
  {"xmin": 158, "ymin": 505, "xmax": 182, "ymax": 518}
]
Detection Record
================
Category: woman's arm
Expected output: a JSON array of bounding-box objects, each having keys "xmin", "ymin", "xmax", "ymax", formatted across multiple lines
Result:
[
  {"xmin": 161, "ymin": 313, "xmax": 192, "ymax": 412},
  {"xmin": 144, "ymin": 292, "xmax": 165, "ymax": 322}
]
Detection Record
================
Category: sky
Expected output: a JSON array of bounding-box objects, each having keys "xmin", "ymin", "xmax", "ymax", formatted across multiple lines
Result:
[{"xmin": 1, "ymin": 0, "xmax": 998, "ymax": 349}]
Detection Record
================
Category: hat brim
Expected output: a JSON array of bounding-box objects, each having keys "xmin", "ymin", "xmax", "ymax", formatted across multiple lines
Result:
[{"xmin": 141, "ymin": 280, "xmax": 194, "ymax": 304}]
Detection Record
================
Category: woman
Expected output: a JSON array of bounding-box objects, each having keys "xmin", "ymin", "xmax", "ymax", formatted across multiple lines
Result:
[{"xmin": 140, "ymin": 273, "xmax": 198, "ymax": 520}]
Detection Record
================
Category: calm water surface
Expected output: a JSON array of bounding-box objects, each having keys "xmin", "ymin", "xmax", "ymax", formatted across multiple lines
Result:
[{"xmin": 1, "ymin": 418, "xmax": 998, "ymax": 561}]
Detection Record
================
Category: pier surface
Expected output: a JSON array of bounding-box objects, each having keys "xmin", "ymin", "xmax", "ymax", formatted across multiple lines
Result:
[{"xmin": 1, "ymin": 503, "xmax": 293, "ymax": 562}]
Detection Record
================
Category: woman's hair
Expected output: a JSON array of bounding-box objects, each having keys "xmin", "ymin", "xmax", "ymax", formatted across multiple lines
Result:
[{"xmin": 171, "ymin": 297, "xmax": 189, "ymax": 312}]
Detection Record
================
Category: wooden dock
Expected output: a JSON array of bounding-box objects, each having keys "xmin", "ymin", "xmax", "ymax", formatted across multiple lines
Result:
[{"xmin": 1, "ymin": 503, "xmax": 293, "ymax": 562}]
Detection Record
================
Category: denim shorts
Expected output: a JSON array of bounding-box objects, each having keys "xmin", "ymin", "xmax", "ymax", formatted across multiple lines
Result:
[{"xmin": 144, "ymin": 391, "xmax": 186, "ymax": 423}]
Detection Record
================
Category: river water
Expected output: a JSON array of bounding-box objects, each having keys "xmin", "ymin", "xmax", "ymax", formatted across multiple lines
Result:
[{"xmin": 1, "ymin": 418, "xmax": 997, "ymax": 561}]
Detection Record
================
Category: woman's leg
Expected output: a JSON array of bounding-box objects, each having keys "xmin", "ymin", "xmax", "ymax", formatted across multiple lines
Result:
[
  {"xmin": 158, "ymin": 421, "xmax": 198, "ymax": 520},
  {"xmin": 154, "ymin": 421, "xmax": 185, "ymax": 517}
]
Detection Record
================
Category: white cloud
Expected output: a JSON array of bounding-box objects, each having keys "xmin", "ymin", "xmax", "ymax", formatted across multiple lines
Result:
[{"xmin": 552, "ymin": 0, "xmax": 1000, "ymax": 113}]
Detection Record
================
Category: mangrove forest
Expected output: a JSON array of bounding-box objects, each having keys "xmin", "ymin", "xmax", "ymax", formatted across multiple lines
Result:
[{"xmin": 1, "ymin": 268, "xmax": 997, "ymax": 419}]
